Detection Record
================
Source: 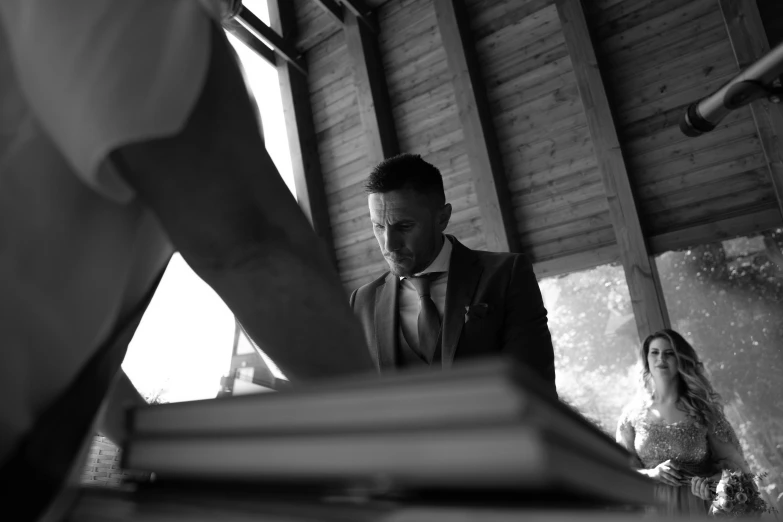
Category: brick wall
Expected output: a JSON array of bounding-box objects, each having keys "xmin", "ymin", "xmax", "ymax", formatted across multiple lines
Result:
[{"xmin": 80, "ymin": 435, "xmax": 133, "ymax": 487}]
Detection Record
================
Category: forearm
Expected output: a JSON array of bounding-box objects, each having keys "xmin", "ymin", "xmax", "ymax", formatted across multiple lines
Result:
[
  {"xmin": 192, "ymin": 240, "xmax": 374, "ymax": 381},
  {"xmin": 113, "ymin": 24, "xmax": 374, "ymax": 381},
  {"xmin": 128, "ymin": 137, "xmax": 374, "ymax": 380}
]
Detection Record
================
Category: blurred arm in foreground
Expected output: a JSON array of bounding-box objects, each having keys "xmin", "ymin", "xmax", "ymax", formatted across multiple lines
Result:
[
  {"xmin": 0, "ymin": 1, "xmax": 371, "ymax": 519},
  {"xmin": 112, "ymin": 21, "xmax": 373, "ymax": 384}
]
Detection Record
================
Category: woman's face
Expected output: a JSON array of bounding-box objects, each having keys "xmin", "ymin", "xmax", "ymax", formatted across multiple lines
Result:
[{"xmin": 647, "ymin": 337, "xmax": 679, "ymax": 382}]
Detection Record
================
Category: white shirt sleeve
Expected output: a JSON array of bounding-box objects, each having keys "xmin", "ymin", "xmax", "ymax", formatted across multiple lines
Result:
[{"xmin": 0, "ymin": 0, "xmax": 218, "ymax": 203}]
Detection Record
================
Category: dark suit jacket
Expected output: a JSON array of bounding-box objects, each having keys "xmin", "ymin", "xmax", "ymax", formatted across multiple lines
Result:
[{"xmin": 349, "ymin": 235, "xmax": 556, "ymax": 395}]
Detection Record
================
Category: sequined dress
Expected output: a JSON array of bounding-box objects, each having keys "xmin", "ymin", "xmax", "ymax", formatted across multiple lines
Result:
[{"xmin": 617, "ymin": 397, "xmax": 743, "ymax": 517}]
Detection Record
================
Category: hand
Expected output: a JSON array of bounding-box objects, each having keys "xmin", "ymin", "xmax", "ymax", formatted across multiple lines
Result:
[
  {"xmin": 644, "ymin": 459, "xmax": 686, "ymax": 487},
  {"xmin": 691, "ymin": 476, "xmax": 713, "ymax": 500}
]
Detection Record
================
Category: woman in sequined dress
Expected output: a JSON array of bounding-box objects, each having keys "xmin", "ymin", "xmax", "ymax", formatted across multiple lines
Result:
[{"xmin": 616, "ymin": 329, "xmax": 750, "ymax": 517}]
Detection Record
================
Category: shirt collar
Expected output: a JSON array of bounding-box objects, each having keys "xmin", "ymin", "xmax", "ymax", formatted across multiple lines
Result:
[{"xmin": 400, "ymin": 235, "xmax": 452, "ymax": 280}]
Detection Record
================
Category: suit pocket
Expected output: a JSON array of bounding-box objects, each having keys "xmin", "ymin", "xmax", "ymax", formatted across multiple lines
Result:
[{"xmin": 457, "ymin": 314, "xmax": 502, "ymax": 356}]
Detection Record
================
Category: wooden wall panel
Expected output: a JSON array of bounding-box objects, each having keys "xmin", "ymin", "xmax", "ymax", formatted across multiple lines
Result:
[
  {"xmin": 434, "ymin": 0, "xmax": 521, "ymax": 253},
  {"xmin": 291, "ymin": 0, "xmax": 783, "ymax": 291},
  {"xmin": 293, "ymin": 0, "xmax": 389, "ymax": 52},
  {"xmin": 588, "ymin": 0, "xmax": 781, "ymax": 239},
  {"xmin": 379, "ymin": 0, "xmax": 488, "ymax": 253},
  {"xmin": 464, "ymin": 0, "xmax": 614, "ymax": 264},
  {"xmin": 293, "ymin": 0, "xmax": 341, "ymax": 52},
  {"xmin": 304, "ymin": 30, "xmax": 380, "ymax": 290}
]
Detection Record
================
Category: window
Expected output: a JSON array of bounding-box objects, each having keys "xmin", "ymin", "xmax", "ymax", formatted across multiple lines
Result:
[
  {"xmin": 654, "ymin": 229, "xmax": 783, "ymax": 504},
  {"xmin": 539, "ymin": 263, "xmax": 638, "ymax": 435},
  {"xmin": 123, "ymin": 0, "xmax": 294, "ymax": 403},
  {"xmin": 225, "ymin": 0, "xmax": 296, "ymax": 197}
]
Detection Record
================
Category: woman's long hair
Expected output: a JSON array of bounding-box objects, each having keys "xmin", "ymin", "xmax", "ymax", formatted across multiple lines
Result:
[{"xmin": 640, "ymin": 329, "xmax": 723, "ymax": 427}]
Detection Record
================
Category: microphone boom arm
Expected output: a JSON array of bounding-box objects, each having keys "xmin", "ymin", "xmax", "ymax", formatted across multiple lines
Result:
[{"xmin": 681, "ymin": 41, "xmax": 783, "ymax": 137}]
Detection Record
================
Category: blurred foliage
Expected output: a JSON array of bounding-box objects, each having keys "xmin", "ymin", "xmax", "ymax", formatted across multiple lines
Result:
[
  {"xmin": 540, "ymin": 264, "xmax": 639, "ymax": 435},
  {"xmin": 143, "ymin": 388, "xmax": 168, "ymax": 405},
  {"xmin": 541, "ymin": 229, "xmax": 783, "ymax": 509}
]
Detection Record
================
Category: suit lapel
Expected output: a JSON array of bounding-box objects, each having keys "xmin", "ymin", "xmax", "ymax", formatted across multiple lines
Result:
[
  {"xmin": 441, "ymin": 236, "xmax": 483, "ymax": 369},
  {"xmin": 374, "ymin": 272, "xmax": 399, "ymax": 371}
]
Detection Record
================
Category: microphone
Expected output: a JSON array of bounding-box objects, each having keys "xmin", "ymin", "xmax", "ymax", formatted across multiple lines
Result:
[{"xmin": 680, "ymin": 40, "xmax": 783, "ymax": 137}]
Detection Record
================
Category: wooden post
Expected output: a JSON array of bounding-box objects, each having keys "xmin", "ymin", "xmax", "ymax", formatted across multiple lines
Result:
[
  {"xmin": 719, "ymin": 0, "xmax": 783, "ymax": 218},
  {"xmin": 344, "ymin": 11, "xmax": 399, "ymax": 165},
  {"xmin": 433, "ymin": 0, "xmax": 520, "ymax": 253},
  {"xmin": 555, "ymin": 0, "xmax": 670, "ymax": 340},
  {"xmin": 268, "ymin": 0, "xmax": 337, "ymax": 266}
]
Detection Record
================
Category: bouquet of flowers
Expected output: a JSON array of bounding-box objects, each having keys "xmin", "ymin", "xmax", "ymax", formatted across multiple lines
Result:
[{"xmin": 708, "ymin": 469, "xmax": 777, "ymax": 518}]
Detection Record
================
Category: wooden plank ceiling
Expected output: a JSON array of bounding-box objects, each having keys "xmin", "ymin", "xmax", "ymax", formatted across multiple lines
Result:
[{"xmin": 268, "ymin": 0, "xmax": 783, "ymax": 334}]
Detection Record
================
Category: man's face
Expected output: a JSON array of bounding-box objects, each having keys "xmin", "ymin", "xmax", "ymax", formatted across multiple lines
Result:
[{"xmin": 368, "ymin": 189, "xmax": 451, "ymax": 277}]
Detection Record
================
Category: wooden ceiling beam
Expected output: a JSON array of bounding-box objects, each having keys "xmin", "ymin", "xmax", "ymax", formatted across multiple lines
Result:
[
  {"xmin": 309, "ymin": 0, "xmax": 374, "ymax": 32},
  {"xmin": 268, "ymin": 0, "xmax": 337, "ymax": 266},
  {"xmin": 433, "ymin": 0, "xmax": 520, "ymax": 253},
  {"xmin": 533, "ymin": 205, "xmax": 783, "ymax": 279},
  {"xmin": 345, "ymin": 11, "xmax": 399, "ymax": 165},
  {"xmin": 719, "ymin": 0, "xmax": 783, "ymax": 221},
  {"xmin": 238, "ymin": 6, "xmax": 307, "ymax": 76},
  {"xmin": 648, "ymin": 207, "xmax": 782, "ymax": 254},
  {"xmin": 555, "ymin": 0, "xmax": 670, "ymax": 340}
]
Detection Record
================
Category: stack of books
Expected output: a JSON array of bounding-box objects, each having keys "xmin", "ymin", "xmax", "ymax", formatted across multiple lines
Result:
[{"xmin": 111, "ymin": 357, "xmax": 653, "ymax": 515}]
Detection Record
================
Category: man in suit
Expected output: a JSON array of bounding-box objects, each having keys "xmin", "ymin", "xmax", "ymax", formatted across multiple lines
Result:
[{"xmin": 349, "ymin": 154, "xmax": 556, "ymax": 396}]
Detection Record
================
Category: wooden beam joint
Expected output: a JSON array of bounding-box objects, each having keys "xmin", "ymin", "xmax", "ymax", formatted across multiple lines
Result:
[
  {"xmin": 341, "ymin": 0, "xmax": 378, "ymax": 33},
  {"xmin": 238, "ymin": 6, "xmax": 307, "ymax": 76},
  {"xmin": 311, "ymin": 0, "xmax": 344, "ymax": 27}
]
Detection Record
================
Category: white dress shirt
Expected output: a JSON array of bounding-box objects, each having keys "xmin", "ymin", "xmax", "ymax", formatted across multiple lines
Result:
[{"xmin": 398, "ymin": 236, "xmax": 452, "ymax": 351}]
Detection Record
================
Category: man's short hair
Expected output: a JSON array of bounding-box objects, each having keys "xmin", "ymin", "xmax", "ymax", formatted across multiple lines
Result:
[{"xmin": 365, "ymin": 153, "xmax": 445, "ymax": 206}]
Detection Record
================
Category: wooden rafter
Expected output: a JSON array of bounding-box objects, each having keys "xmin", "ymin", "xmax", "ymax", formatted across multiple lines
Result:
[
  {"xmin": 224, "ymin": 19, "xmax": 277, "ymax": 66},
  {"xmin": 345, "ymin": 11, "xmax": 399, "ymax": 165},
  {"xmin": 555, "ymin": 0, "xmax": 669, "ymax": 340},
  {"xmin": 268, "ymin": 0, "xmax": 338, "ymax": 266},
  {"xmin": 719, "ymin": 0, "xmax": 783, "ymax": 220},
  {"xmin": 238, "ymin": 6, "xmax": 307, "ymax": 75},
  {"xmin": 433, "ymin": 0, "xmax": 520, "ymax": 253},
  {"xmin": 310, "ymin": 0, "xmax": 375, "ymax": 32}
]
